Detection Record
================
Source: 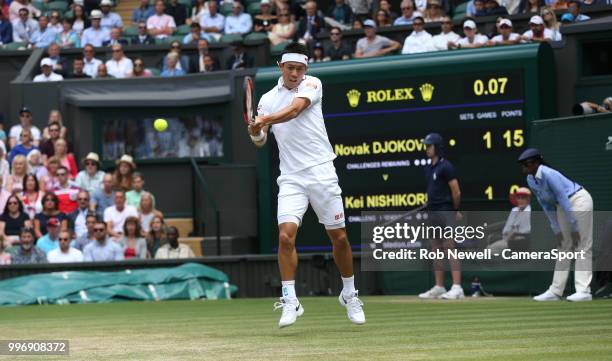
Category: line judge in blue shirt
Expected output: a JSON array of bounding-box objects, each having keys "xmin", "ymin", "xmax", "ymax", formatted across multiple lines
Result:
[{"xmin": 518, "ymin": 148, "xmax": 593, "ymax": 302}]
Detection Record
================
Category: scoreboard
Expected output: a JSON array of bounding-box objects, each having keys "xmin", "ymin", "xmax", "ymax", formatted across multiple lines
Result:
[{"xmin": 256, "ymin": 44, "xmax": 556, "ymax": 253}]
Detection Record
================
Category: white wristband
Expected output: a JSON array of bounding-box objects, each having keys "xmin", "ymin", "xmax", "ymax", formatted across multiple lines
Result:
[{"xmin": 250, "ymin": 130, "xmax": 265, "ymax": 142}]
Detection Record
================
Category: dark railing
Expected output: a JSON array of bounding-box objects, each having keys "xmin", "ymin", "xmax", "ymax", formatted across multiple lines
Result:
[{"xmin": 190, "ymin": 157, "xmax": 222, "ymax": 255}]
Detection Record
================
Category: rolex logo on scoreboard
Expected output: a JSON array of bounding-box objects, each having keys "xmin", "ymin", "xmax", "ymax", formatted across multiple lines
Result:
[
  {"xmin": 419, "ymin": 83, "xmax": 434, "ymax": 102},
  {"xmin": 346, "ymin": 89, "xmax": 361, "ymax": 108}
]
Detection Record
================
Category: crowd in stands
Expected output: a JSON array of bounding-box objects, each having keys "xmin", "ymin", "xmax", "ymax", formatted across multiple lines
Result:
[{"xmin": 0, "ymin": 107, "xmax": 196, "ymax": 265}]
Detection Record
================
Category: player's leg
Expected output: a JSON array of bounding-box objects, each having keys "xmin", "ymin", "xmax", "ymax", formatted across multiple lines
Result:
[
  {"xmin": 275, "ymin": 175, "xmax": 309, "ymax": 328},
  {"xmin": 439, "ymin": 238, "xmax": 464, "ymax": 299},
  {"xmin": 308, "ymin": 162, "xmax": 365, "ymax": 324},
  {"xmin": 567, "ymin": 189, "xmax": 593, "ymax": 302},
  {"xmin": 419, "ymin": 238, "xmax": 447, "ymax": 299}
]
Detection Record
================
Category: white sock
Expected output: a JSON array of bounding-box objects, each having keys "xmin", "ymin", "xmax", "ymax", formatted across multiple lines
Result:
[
  {"xmin": 341, "ymin": 275, "xmax": 356, "ymax": 297},
  {"xmin": 281, "ymin": 280, "xmax": 296, "ymax": 300},
  {"xmin": 452, "ymin": 284, "xmax": 462, "ymax": 289}
]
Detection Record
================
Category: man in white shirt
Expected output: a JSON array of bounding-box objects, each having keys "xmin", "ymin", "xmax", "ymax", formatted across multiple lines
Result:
[
  {"xmin": 81, "ymin": 10, "xmax": 111, "ymax": 47},
  {"xmin": 521, "ymin": 15, "xmax": 553, "ymax": 43},
  {"xmin": 104, "ymin": 190, "xmax": 138, "ymax": 240},
  {"xmin": 99, "ymin": 0, "xmax": 123, "ymax": 31},
  {"xmin": 354, "ymin": 19, "xmax": 400, "ymax": 58},
  {"xmin": 146, "ymin": 0, "xmax": 176, "ymax": 39},
  {"xmin": 224, "ymin": 1, "xmax": 252, "ymax": 35},
  {"xmin": 105, "ymin": 44, "xmax": 133, "ymax": 78},
  {"xmin": 199, "ymin": 1, "xmax": 224, "ymax": 41},
  {"xmin": 401, "ymin": 16, "xmax": 434, "ymax": 54},
  {"xmin": 432, "ymin": 16, "xmax": 460, "ymax": 51},
  {"xmin": 450, "ymin": 19, "xmax": 488, "ymax": 49},
  {"xmin": 249, "ymin": 42, "xmax": 365, "ymax": 328},
  {"xmin": 47, "ymin": 230, "xmax": 84, "ymax": 263},
  {"xmin": 11, "ymin": 7, "xmax": 38, "ymax": 43},
  {"xmin": 82, "ymin": 44, "xmax": 103, "ymax": 78},
  {"xmin": 33, "ymin": 57, "xmax": 64, "ymax": 82},
  {"xmin": 488, "ymin": 18, "xmax": 520, "ymax": 46},
  {"xmin": 9, "ymin": 107, "xmax": 41, "ymax": 148}
]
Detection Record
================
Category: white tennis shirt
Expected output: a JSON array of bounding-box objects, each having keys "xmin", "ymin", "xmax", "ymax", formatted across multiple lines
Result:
[{"xmin": 258, "ymin": 75, "xmax": 336, "ymax": 175}]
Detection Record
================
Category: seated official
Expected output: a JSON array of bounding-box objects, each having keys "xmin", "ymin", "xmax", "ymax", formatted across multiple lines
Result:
[{"xmin": 487, "ymin": 187, "xmax": 531, "ymax": 251}]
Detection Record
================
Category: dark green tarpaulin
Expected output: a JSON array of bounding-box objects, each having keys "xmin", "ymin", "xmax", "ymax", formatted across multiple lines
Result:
[{"xmin": 0, "ymin": 263, "xmax": 237, "ymax": 306}]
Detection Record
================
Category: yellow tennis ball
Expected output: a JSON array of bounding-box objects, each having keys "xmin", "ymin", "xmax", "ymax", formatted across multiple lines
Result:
[{"xmin": 154, "ymin": 118, "xmax": 168, "ymax": 132}]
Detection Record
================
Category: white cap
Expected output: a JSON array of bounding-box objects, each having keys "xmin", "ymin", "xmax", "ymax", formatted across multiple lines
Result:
[
  {"xmin": 529, "ymin": 15, "xmax": 544, "ymax": 25},
  {"xmin": 260, "ymin": 0, "xmax": 270, "ymax": 4},
  {"xmin": 40, "ymin": 57, "xmax": 53, "ymax": 67},
  {"xmin": 100, "ymin": 0, "xmax": 113, "ymax": 6},
  {"xmin": 463, "ymin": 19, "xmax": 476, "ymax": 29},
  {"xmin": 90, "ymin": 9, "xmax": 102, "ymax": 18},
  {"xmin": 73, "ymin": 0, "xmax": 84, "ymax": 5},
  {"xmin": 363, "ymin": 19, "xmax": 377, "ymax": 28},
  {"xmin": 499, "ymin": 18, "xmax": 512, "ymax": 27}
]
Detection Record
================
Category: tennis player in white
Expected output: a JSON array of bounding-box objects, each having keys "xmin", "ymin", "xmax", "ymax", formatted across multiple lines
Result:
[{"xmin": 248, "ymin": 42, "xmax": 365, "ymax": 328}]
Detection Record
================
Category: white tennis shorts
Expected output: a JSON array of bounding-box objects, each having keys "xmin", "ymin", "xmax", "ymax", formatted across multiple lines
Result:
[{"xmin": 277, "ymin": 161, "xmax": 346, "ymax": 229}]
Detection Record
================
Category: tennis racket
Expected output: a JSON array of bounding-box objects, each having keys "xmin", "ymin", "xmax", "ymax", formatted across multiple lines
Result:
[{"xmin": 243, "ymin": 76, "xmax": 255, "ymax": 125}]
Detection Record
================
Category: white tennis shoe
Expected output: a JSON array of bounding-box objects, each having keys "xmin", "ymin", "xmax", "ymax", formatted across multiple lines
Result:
[
  {"xmin": 566, "ymin": 292, "xmax": 592, "ymax": 302},
  {"xmin": 418, "ymin": 285, "xmax": 447, "ymax": 299},
  {"xmin": 274, "ymin": 297, "xmax": 304, "ymax": 328},
  {"xmin": 339, "ymin": 291, "xmax": 366, "ymax": 325},
  {"xmin": 440, "ymin": 285, "xmax": 465, "ymax": 300},
  {"xmin": 533, "ymin": 290, "xmax": 561, "ymax": 301}
]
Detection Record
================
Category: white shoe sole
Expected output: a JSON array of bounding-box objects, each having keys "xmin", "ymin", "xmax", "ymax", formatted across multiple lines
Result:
[
  {"xmin": 567, "ymin": 297, "xmax": 592, "ymax": 302},
  {"xmin": 338, "ymin": 295, "xmax": 366, "ymax": 325},
  {"xmin": 279, "ymin": 304, "xmax": 304, "ymax": 328},
  {"xmin": 441, "ymin": 294, "xmax": 465, "ymax": 300},
  {"xmin": 533, "ymin": 297, "xmax": 560, "ymax": 302}
]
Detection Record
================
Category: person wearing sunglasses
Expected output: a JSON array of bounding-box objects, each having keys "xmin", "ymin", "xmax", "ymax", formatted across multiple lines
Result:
[
  {"xmin": 105, "ymin": 43, "xmax": 133, "ymax": 79},
  {"xmin": 324, "ymin": 26, "xmax": 351, "ymax": 61},
  {"xmin": 127, "ymin": 57, "xmax": 153, "ymax": 77},
  {"xmin": 432, "ymin": 16, "xmax": 460, "ymax": 50},
  {"xmin": 52, "ymin": 166, "xmax": 80, "ymax": 214},
  {"xmin": 47, "ymin": 229, "xmax": 83, "ymax": 263},
  {"xmin": 518, "ymin": 148, "xmax": 593, "ymax": 302},
  {"xmin": 0, "ymin": 194, "xmax": 31, "ymax": 247},
  {"xmin": 131, "ymin": 21, "xmax": 153, "ymax": 45},
  {"xmin": 162, "ymin": 41, "xmax": 190, "ymax": 73},
  {"xmin": 83, "ymin": 220, "xmax": 124, "ymax": 262},
  {"xmin": 400, "ymin": 16, "xmax": 434, "ymax": 54}
]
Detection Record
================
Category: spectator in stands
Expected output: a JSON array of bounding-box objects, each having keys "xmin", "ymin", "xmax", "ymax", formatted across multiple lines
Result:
[
  {"xmin": 36, "ymin": 217, "xmax": 62, "ymax": 254},
  {"xmin": 10, "ymin": 227, "xmax": 46, "ymax": 264},
  {"xmin": 155, "ymin": 226, "xmax": 194, "ymax": 259},
  {"xmin": 190, "ymin": 39, "xmax": 219, "ymax": 72},
  {"xmin": 118, "ymin": 216, "xmax": 147, "ymax": 259},
  {"xmin": 34, "ymin": 57, "xmax": 65, "ymax": 82},
  {"xmin": 375, "ymin": 9, "xmax": 392, "ymax": 27},
  {"xmin": 132, "ymin": 0, "xmax": 154, "ymax": 24},
  {"xmin": 541, "ymin": 7, "xmax": 562, "ymax": 41},
  {"xmin": 126, "ymin": 172, "xmax": 149, "ymax": 208},
  {"xmin": 224, "ymin": 1, "xmax": 252, "ymax": 36},
  {"xmin": 377, "ymin": 0, "xmax": 398, "ymax": 22},
  {"xmin": 27, "ymin": 150, "xmax": 46, "ymax": 180},
  {"xmin": 9, "ymin": 129, "xmax": 36, "ymax": 165},
  {"xmin": 324, "ymin": 27, "xmax": 351, "ymax": 61},
  {"xmin": 327, "ymin": 0, "xmax": 353, "ymax": 27},
  {"xmin": 254, "ymin": 0, "xmax": 277, "ymax": 33},
  {"xmin": 0, "ymin": 10, "xmax": 11, "ymax": 45},
  {"xmin": 0, "ymin": 238, "xmax": 11, "ymax": 264},
  {"xmin": 72, "ymin": 5, "xmax": 89, "ymax": 36},
  {"xmin": 31, "ymin": 16, "xmax": 57, "ymax": 48},
  {"xmin": 268, "ymin": 9, "xmax": 295, "ymax": 46},
  {"xmin": 0, "ymin": 144, "xmax": 8, "ymax": 190},
  {"xmin": 519, "ymin": 0, "xmax": 545, "ymax": 13},
  {"xmin": 83, "ymin": 220, "xmax": 124, "ymax": 261},
  {"xmin": 449, "ymin": 19, "xmax": 488, "ymax": 49},
  {"xmin": 8, "ymin": 0, "xmax": 39, "ymax": 23},
  {"xmin": 183, "ymin": 22, "xmax": 210, "ymax": 44},
  {"xmin": 348, "ymin": 0, "xmax": 372, "ymax": 21},
  {"xmin": 162, "ymin": 41, "xmax": 190, "ymax": 72},
  {"xmin": 309, "ymin": 42, "xmax": 327, "ymax": 63},
  {"xmin": 12, "ymin": 8, "xmax": 37, "ymax": 44},
  {"xmin": 113, "ymin": 155, "xmax": 135, "ymax": 191},
  {"xmin": 521, "ymin": 15, "xmax": 553, "ymax": 42},
  {"xmin": 83, "ymin": 44, "xmax": 103, "ymax": 78},
  {"xmin": 147, "ymin": 0, "xmax": 176, "ymax": 40},
  {"xmin": 0, "ymin": 194, "xmax": 31, "ymax": 247},
  {"xmin": 9, "ymin": 107, "xmax": 40, "ymax": 149},
  {"xmin": 138, "ymin": 191, "xmax": 162, "ymax": 234},
  {"xmin": 74, "ymin": 213, "xmax": 96, "ymax": 251},
  {"xmin": 200, "ymin": 1, "xmax": 224, "ymax": 42},
  {"xmin": 166, "ymin": 0, "xmax": 187, "ymax": 26},
  {"xmin": 296, "ymin": 1, "xmax": 323, "ymax": 43},
  {"xmin": 128, "ymin": 57, "xmax": 153, "ymax": 77},
  {"xmin": 106, "ymin": 44, "xmax": 133, "ymax": 79},
  {"xmin": 40, "ymin": 156, "xmax": 60, "ymax": 192},
  {"xmin": 161, "ymin": 52, "xmax": 186, "ymax": 77},
  {"xmin": 75, "ymin": 153, "xmax": 103, "ymax": 194},
  {"xmin": 226, "ymin": 41, "xmax": 254, "ymax": 70},
  {"xmin": 189, "ymin": 0, "xmax": 208, "ymax": 26},
  {"xmin": 100, "ymin": 0, "xmax": 123, "ymax": 31},
  {"xmin": 66, "ymin": 58, "xmax": 91, "ymax": 79},
  {"xmin": 104, "ymin": 190, "xmax": 138, "ymax": 240},
  {"xmin": 146, "ymin": 215, "xmax": 166, "ymax": 257},
  {"xmin": 54, "ymin": 139, "xmax": 77, "ymax": 179},
  {"xmin": 472, "ymin": 0, "xmax": 486, "ymax": 15},
  {"xmin": 40, "ymin": 121, "xmax": 67, "ymax": 161},
  {"xmin": 103, "ymin": 27, "xmax": 128, "ymax": 46},
  {"xmin": 46, "ymin": 43, "xmax": 69, "ymax": 77},
  {"xmin": 482, "ymin": 0, "xmax": 509, "ymax": 15},
  {"xmin": 53, "ymin": 166, "xmax": 79, "ymax": 214},
  {"xmin": 97, "ymin": 63, "xmax": 113, "ymax": 78},
  {"xmin": 132, "ymin": 22, "xmax": 154, "ymax": 45},
  {"xmin": 488, "ymin": 18, "xmax": 520, "ymax": 45},
  {"xmin": 56, "ymin": 18, "xmax": 81, "ymax": 48},
  {"xmin": 401, "ymin": 16, "xmax": 434, "ymax": 54},
  {"xmin": 0, "ymin": 176, "xmax": 10, "ymax": 215},
  {"xmin": 424, "ymin": 0, "xmax": 446, "ymax": 22},
  {"xmin": 48, "ymin": 11, "xmax": 63, "ymax": 34},
  {"xmin": 355, "ymin": 19, "xmax": 400, "ymax": 58},
  {"xmin": 92, "ymin": 173, "xmax": 114, "ymax": 218},
  {"xmin": 565, "ymin": 0, "xmax": 590, "ymax": 22},
  {"xmin": 21, "ymin": 174, "xmax": 43, "ymax": 219},
  {"xmin": 394, "ymin": 0, "xmax": 422, "ymax": 26},
  {"xmin": 81, "ymin": 10, "xmax": 111, "ymax": 47},
  {"xmin": 67, "ymin": 190, "xmax": 91, "ymax": 239},
  {"xmin": 432, "ymin": 16, "xmax": 460, "ymax": 51},
  {"xmin": 47, "ymin": 229, "xmax": 83, "ymax": 262},
  {"xmin": 42, "ymin": 109, "xmax": 67, "ymax": 140}
]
